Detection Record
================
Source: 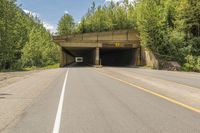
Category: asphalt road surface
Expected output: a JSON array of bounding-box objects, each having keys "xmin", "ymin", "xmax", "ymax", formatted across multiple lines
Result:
[{"xmin": 2, "ymin": 66, "xmax": 200, "ymax": 133}]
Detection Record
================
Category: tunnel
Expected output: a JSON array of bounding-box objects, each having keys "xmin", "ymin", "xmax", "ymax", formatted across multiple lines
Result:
[
  {"xmin": 100, "ymin": 48, "xmax": 137, "ymax": 66},
  {"xmin": 61, "ymin": 47, "xmax": 139, "ymax": 67},
  {"xmin": 54, "ymin": 30, "xmax": 141, "ymax": 67},
  {"xmin": 63, "ymin": 48, "xmax": 96, "ymax": 66}
]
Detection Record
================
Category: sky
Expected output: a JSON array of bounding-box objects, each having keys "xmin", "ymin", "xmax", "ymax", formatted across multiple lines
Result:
[{"xmin": 16, "ymin": 0, "xmax": 122, "ymax": 33}]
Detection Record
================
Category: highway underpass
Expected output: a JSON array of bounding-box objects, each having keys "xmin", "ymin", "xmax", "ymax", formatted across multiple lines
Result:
[
  {"xmin": 62, "ymin": 47, "xmax": 138, "ymax": 66},
  {"xmin": 100, "ymin": 48, "xmax": 137, "ymax": 66},
  {"xmin": 53, "ymin": 30, "xmax": 141, "ymax": 67}
]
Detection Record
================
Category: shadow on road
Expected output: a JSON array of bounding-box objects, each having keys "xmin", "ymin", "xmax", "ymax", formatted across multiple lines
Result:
[
  {"xmin": 66, "ymin": 63, "xmax": 92, "ymax": 68},
  {"xmin": 0, "ymin": 93, "xmax": 12, "ymax": 96},
  {"xmin": 65, "ymin": 62, "xmax": 141, "ymax": 69},
  {"xmin": 0, "ymin": 93, "xmax": 12, "ymax": 99}
]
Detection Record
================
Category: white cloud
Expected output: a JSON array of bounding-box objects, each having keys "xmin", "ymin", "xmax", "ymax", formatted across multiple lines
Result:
[
  {"xmin": 105, "ymin": 0, "xmax": 123, "ymax": 3},
  {"xmin": 23, "ymin": 9, "xmax": 56, "ymax": 33},
  {"xmin": 64, "ymin": 10, "xmax": 69, "ymax": 14},
  {"xmin": 43, "ymin": 22, "xmax": 57, "ymax": 33},
  {"xmin": 129, "ymin": 0, "xmax": 135, "ymax": 3},
  {"xmin": 23, "ymin": 9, "xmax": 39, "ymax": 18},
  {"xmin": 105, "ymin": 0, "xmax": 135, "ymax": 3}
]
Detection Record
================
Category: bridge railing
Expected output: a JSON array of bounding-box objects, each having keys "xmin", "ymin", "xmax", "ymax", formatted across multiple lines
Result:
[{"xmin": 53, "ymin": 30, "xmax": 139, "ymax": 43}]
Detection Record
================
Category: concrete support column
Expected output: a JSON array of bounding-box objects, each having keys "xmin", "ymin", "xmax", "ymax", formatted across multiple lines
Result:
[
  {"xmin": 135, "ymin": 47, "xmax": 141, "ymax": 66},
  {"xmin": 60, "ymin": 47, "xmax": 65, "ymax": 67},
  {"xmin": 95, "ymin": 47, "xmax": 100, "ymax": 65}
]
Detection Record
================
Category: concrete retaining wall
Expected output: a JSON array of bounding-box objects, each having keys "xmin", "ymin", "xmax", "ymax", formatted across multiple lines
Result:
[{"xmin": 141, "ymin": 48, "xmax": 159, "ymax": 69}]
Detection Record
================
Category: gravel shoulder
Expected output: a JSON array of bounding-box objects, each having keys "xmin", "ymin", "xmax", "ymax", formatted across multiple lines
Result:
[
  {"xmin": 0, "ymin": 68, "xmax": 65, "ymax": 132},
  {"xmin": 0, "ymin": 71, "xmax": 41, "ymax": 89}
]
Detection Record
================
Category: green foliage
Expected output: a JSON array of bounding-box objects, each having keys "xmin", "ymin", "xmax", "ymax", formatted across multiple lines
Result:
[
  {"xmin": 176, "ymin": 0, "xmax": 200, "ymax": 37},
  {"xmin": 180, "ymin": 37, "xmax": 200, "ymax": 72},
  {"xmin": 135, "ymin": 1, "xmax": 165, "ymax": 50},
  {"xmin": 0, "ymin": 0, "xmax": 22, "ymax": 69},
  {"xmin": 176, "ymin": 0, "xmax": 200, "ymax": 72},
  {"xmin": 134, "ymin": 0, "xmax": 200, "ymax": 71},
  {"xmin": 187, "ymin": 37, "xmax": 200, "ymax": 56},
  {"xmin": 23, "ymin": 63, "xmax": 59, "ymax": 71},
  {"xmin": 76, "ymin": 0, "xmax": 136, "ymax": 33},
  {"xmin": 21, "ymin": 27, "xmax": 59, "ymax": 67},
  {"xmin": 134, "ymin": 0, "xmax": 183, "ymax": 60},
  {"xmin": 0, "ymin": 0, "xmax": 59, "ymax": 70},
  {"xmin": 182, "ymin": 55, "xmax": 200, "ymax": 72},
  {"xmin": 57, "ymin": 13, "xmax": 75, "ymax": 35}
]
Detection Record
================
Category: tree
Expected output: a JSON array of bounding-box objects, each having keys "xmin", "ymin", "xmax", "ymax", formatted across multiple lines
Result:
[
  {"xmin": 21, "ymin": 27, "xmax": 59, "ymax": 67},
  {"xmin": 57, "ymin": 13, "xmax": 75, "ymax": 35},
  {"xmin": 0, "ymin": 0, "xmax": 59, "ymax": 70},
  {"xmin": 135, "ymin": 1, "xmax": 166, "ymax": 52},
  {"xmin": 76, "ymin": 0, "xmax": 136, "ymax": 33},
  {"xmin": 0, "ymin": 0, "xmax": 21, "ymax": 69},
  {"xmin": 175, "ymin": 0, "xmax": 200, "ymax": 71},
  {"xmin": 176, "ymin": 0, "xmax": 200, "ymax": 38}
]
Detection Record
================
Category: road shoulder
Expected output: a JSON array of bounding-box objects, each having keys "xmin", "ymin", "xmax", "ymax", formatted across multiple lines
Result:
[{"xmin": 0, "ymin": 68, "xmax": 65, "ymax": 132}]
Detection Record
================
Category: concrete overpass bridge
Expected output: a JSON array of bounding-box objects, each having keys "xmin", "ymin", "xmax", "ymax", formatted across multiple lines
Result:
[{"xmin": 53, "ymin": 30, "xmax": 142, "ymax": 67}]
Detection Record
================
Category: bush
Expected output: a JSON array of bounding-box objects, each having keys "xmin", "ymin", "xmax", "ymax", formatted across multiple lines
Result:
[
  {"xmin": 21, "ymin": 27, "xmax": 59, "ymax": 67},
  {"xmin": 194, "ymin": 57, "xmax": 200, "ymax": 72},
  {"xmin": 183, "ymin": 55, "xmax": 200, "ymax": 72}
]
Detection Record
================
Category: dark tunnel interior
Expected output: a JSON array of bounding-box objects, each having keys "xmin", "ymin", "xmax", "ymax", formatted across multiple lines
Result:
[
  {"xmin": 100, "ymin": 48, "xmax": 136, "ymax": 66},
  {"xmin": 64, "ymin": 48, "xmax": 137, "ymax": 67}
]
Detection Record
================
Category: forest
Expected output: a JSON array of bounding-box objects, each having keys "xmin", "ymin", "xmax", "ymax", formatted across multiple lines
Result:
[
  {"xmin": 0, "ymin": 0, "xmax": 200, "ymax": 71},
  {"xmin": 58, "ymin": 0, "xmax": 200, "ymax": 72},
  {"xmin": 0, "ymin": 0, "xmax": 59, "ymax": 71}
]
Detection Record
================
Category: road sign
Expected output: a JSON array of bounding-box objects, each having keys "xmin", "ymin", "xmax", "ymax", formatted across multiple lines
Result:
[{"xmin": 115, "ymin": 42, "xmax": 120, "ymax": 47}]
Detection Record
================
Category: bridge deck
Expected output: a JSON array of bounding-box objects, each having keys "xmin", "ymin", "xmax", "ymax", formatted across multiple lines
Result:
[
  {"xmin": 53, "ymin": 30, "xmax": 140, "ymax": 48},
  {"xmin": 53, "ymin": 30, "xmax": 141, "ymax": 67}
]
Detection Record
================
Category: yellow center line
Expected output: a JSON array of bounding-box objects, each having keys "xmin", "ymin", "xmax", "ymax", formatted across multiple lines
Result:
[
  {"xmin": 113, "ymin": 68, "xmax": 200, "ymax": 90},
  {"xmin": 93, "ymin": 68, "xmax": 200, "ymax": 114}
]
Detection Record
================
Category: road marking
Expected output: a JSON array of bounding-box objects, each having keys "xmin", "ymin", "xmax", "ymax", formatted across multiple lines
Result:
[
  {"xmin": 53, "ymin": 68, "xmax": 69, "ymax": 133},
  {"xmin": 118, "ymin": 68, "xmax": 200, "ymax": 90},
  {"xmin": 94, "ymin": 69, "xmax": 200, "ymax": 114}
]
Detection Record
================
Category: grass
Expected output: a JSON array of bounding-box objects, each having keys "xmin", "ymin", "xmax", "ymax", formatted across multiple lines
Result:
[
  {"xmin": 0, "ymin": 64, "xmax": 60, "ymax": 73},
  {"xmin": 0, "ymin": 68, "xmax": 25, "ymax": 72},
  {"xmin": 23, "ymin": 63, "xmax": 60, "ymax": 71}
]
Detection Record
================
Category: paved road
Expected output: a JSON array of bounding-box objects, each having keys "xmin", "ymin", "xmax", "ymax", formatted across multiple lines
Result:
[
  {"xmin": 2, "ymin": 67, "xmax": 200, "ymax": 133},
  {"xmin": 109, "ymin": 67, "xmax": 200, "ymax": 89}
]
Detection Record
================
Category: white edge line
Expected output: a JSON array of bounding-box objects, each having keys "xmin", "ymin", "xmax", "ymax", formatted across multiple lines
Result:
[{"xmin": 53, "ymin": 68, "xmax": 69, "ymax": 133}]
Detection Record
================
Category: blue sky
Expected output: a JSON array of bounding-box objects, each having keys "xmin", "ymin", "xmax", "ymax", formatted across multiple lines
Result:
[{"xmin": 16, "ymin": 0, "xmax": 117, "ymax": 33}]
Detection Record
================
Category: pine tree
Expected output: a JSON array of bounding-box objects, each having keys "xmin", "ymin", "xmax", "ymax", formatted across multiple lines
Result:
[
  {"xmin": 57, "ymin": 13, "xmax": 75, "ymax": 35},
  {"xmin": 0, "ymin": 0, "xmax": 59, "ymax": 70}
]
